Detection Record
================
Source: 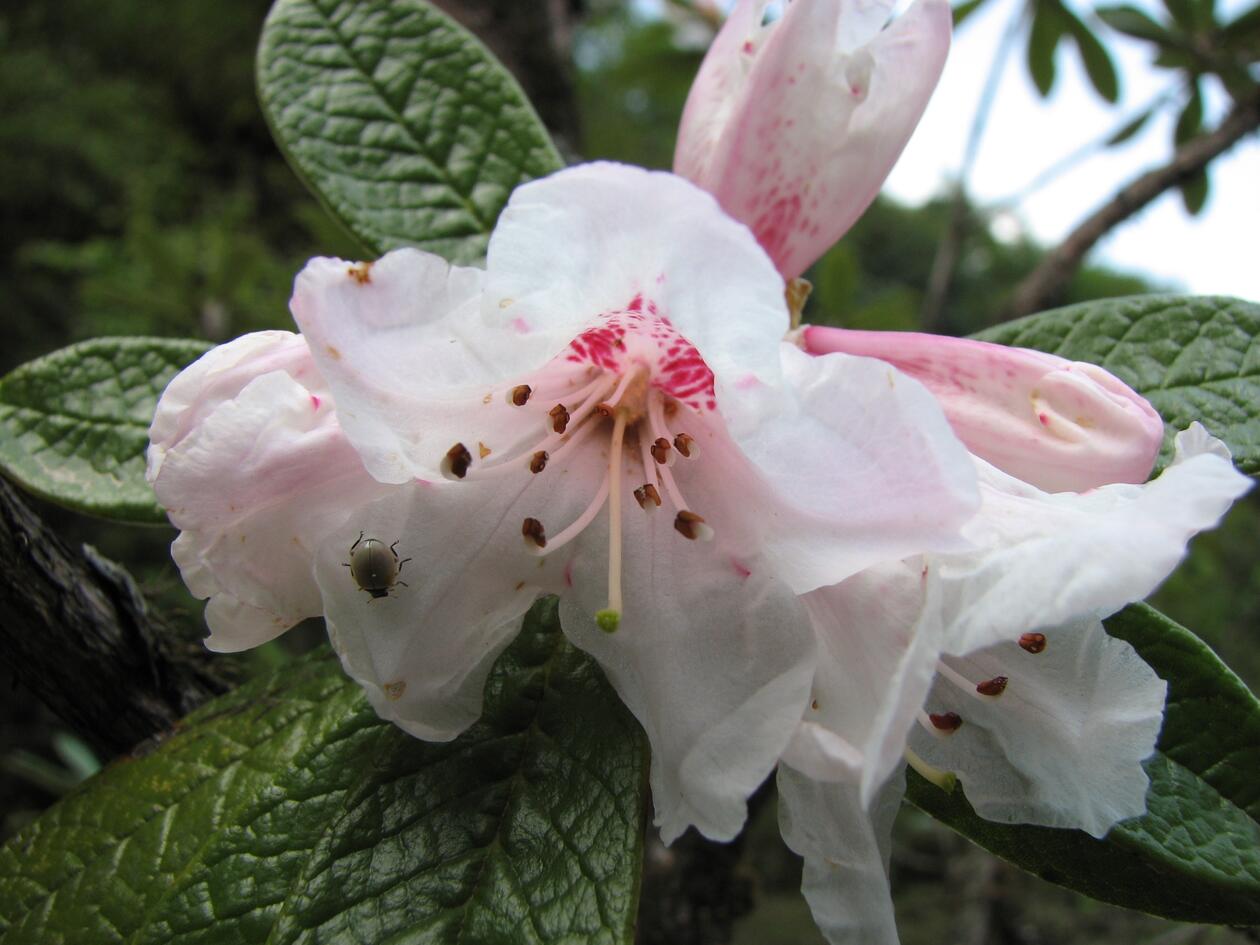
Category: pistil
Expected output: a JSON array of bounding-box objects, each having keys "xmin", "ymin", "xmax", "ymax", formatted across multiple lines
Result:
[{"xmin": 596, "ymin": 406, "xmax": 631, "ymax": 634}]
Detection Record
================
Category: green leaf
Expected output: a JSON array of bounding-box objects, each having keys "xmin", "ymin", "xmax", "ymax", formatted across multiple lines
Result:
[
  {"xmin": 1174, "ymin": 79, "xmax": 1204, "ymax": 145},
  {"xmin": 1105, "ymin": 106, "xmax": 1155, "ymax": 146},
  {"xmin": 1027, "ymin": 0, "xmax": 1067, "ymax": 96},
  {"xmin": 1163, "ymin": 0, "xmax": 1199, "ymax": 31},
  {"xmin": 257, "ymin": 0, "xmax": 564, "ymax": 264},
  {"xmin": 1063, "ymin": 9, "xmax": 1120, "ymax": 102},
  {"xmin": 1179, "ymin": 166, "xmax": 1210, "ymax": 215},
  {"xmin": 0, "ymin": 337, "xmax": 210, "ymax": 524},
  {"xmin": 907, "ymin": 603, "xmax": 1260, "ymax": 925},
  {"xmin": 1097, "ymin": 3, "xmax": 1177, "ymax": 42},
  {"xmin": 973, "ymin": 295, "xmax": 1260, "ymax": 476},
  {"xmin": 1222, "ymin": 0, "xmax": 1260, "ymax": 44},
  {"xmin": 953, "ymin": 0, "xmax": 990, "ymax": 27},
  {"xmin": 0, "ymin": 598, "xmax": 649, "ymax": 945}
]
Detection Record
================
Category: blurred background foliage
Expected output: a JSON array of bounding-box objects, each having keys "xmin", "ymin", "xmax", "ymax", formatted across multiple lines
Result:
[{"xmin": 0, "ymin": 0, "xmax": 1256, "ymax": 942}]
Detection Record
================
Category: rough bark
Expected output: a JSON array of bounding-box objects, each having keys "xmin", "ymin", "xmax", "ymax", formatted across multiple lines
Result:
[
  {"xmin": 429, "ymin": 0, "xmax": 583, "ymax": 156},
  {"xmin": 1008, "ymin": 93, "xmax": 1260, "ymax": 319},
  {"xmin": 0, "ymin": 477, "xmax": 226, "ymax": 756}
]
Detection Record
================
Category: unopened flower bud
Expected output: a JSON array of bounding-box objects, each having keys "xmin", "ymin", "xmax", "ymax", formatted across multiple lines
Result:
[
  {"xmin": 800, "ymin": 327, "xmax": 1164, "ymax": 492},
  {"xmin": 673, "ymin": 0, "xmax": 952, "ymax": 280}
]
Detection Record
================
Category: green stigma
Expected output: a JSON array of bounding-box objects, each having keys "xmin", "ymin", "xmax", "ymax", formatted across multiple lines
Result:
[
  {"xmin": 595, "ymin": 609, "xmax": 621, "ymax": 634},
  {"xmin": 905, "ymin": 747, "xmax": 957, "ymax": 793}
]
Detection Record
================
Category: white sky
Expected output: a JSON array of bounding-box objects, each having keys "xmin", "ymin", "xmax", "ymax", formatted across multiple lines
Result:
[
  {"xmin": 640, "ymin": 0, "xmax": 1259, "ymax": 302},
  {"xmin": 882, "ymin": 0, "xmax": 1260, "ymax": 300}
]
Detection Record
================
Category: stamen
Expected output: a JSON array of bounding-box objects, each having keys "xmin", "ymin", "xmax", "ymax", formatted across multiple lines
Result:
[
  {"xmin": 638, "ymin": 429, "xmax": 660, "ymax": 491},
  {"xmin": 475, "ymin": 375, "xmax": 615, "ymax": 476},
  {"xmin": 529, "ymin": 451, "xmax": 548, "ymax": 474},
  {"xmin": 603, "ymin": 364, "xmax": 641, "ymax": 410},
  {"xmin": 508, "ymin": 384, "xmax": 532, "ymax": 407},
  {"xmin": 549, "ymin": 404, "xmax": 571, "ymax": 434},
  {"xmin": 594, "ymin": 402, "xmax": 614, "ymax": 418},
  {"xmin": 905, "ymin": 747, "xmax": 957, "ymax": 792},
  {"xmin": 928, "ymin": 711, "xmax": 963, "ymax": 733},
  {"xmin": 533, "ymin": 476, "xmax": 610, "ymax": 554},
  {"xmin": 634, "ymin": 483, "xmax": 662, "ymax": 510},
  {"xmin": 674, "ymin": 511, "xmax": 713, "ymax": 541},
  {"xmin": 976, "ymin": 676, "xmax": 1008, "ymax": 697},
  {"xmin": 522, "ymin": 517, "xmax": 547, "ymax": 549},
  {"xmin": 646, "ymin": 391, "xmax": 690, "ymax": 511},
  {"xmin": 442, "ymin": 442, "xmax": 472, "ymax": 479},
  {"xmin": 937, "ymin": 660, "xmax": 1008, "ymax": 703},
  {"xmin": 673, "ymin": 433, "xmax": 697, "ymax": 459},
  {"xmin": 1019, "ymin": 632, "xmax": 1047, "ymax": 654},
  {"xmin": 651, "ymin": 437, "xmax": 674, "ymax": 466}
]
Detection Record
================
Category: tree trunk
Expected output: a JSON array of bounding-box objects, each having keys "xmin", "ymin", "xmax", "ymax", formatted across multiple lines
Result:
[{"xmin": 0, "ymin": 477, "xmax": 226, "ymax": 757}]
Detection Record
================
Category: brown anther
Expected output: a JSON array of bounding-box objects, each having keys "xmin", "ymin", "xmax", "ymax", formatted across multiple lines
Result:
[
  {"xmin": 634, "ymin": 483, "xmax": 663, "ymax": 509},
  {"xmin": 976, "ymin": 676, "xmax": 1009, "ymax": 697},
  {"xmin": 651, "ymin": 437, "xmax": 673, "ymax": 464},
  {"xmin": 549, "ymin": 404, "xmax": 570, "ymax": 434},
  {"xmin": 444, "ymin": 442, "xmax": 472, "ymax": 479},
  {"xmin": 664, "ymin": 399, "xmax": 679, "ymax": 417},
  {"xmin": 674, "ymin": 510, "xmax": 710, "ymax": 540},
  {"xmin": 509, "ymin": 384, "xmax": 532, "ymax": 407},
  {"xmin": 1019, "ymin": 632, "xmax": 1047, "ymax": 654},
  {"xmin": 673, "ymin": 433, "xmax": 695, "ymax": 458},
  {"xmin": 594, "ymin": 402, "xmax": 615, "ymax": 418},
  {"xmin": 929, "ymin": 712, "xmax": 963, "ymax": 732},
  {"xmin": 521, "ymin": 517, "xmax": 547, "ymax": 549},
  {"xmin": 529, "ymin": 451, "xmax": 549, "ymax": 474}
]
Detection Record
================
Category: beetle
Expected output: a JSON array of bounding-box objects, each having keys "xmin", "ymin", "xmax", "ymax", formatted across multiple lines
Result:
[{"xmin": 343, "ymin": 532, "xmax": 411, "ymax": 600}]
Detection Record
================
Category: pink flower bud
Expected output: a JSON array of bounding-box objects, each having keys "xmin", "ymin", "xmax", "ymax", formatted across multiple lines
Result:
[
  {"xmin": 801, "ymin": 327, "xmax": 1165, "ymax": 492},
  {"xmin": 674, "ymin": 0, "xmax": 951, "ymax": 280}
]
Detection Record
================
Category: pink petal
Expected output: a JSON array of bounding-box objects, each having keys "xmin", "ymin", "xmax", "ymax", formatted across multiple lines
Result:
[
  {"xmin": 802, "ymin": 326, "xmax": 1166, "ymax": 492},
  {"xmin": 675, "ymin": 0, "xmax": 952, "ymax": 279}
]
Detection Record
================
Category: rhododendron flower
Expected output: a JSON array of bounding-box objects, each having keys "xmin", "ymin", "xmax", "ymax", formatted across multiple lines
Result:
[
  {"xmin": 776, "ymin": 420, "xmax": 1250, "ymax": 944},
  {"xmin": 800, "ymin": 327, "xmax": 1167, "ymax": 492},
  {"xmin": 674, "ymin": 0, "xmax": 952, "ymax": 280},
  {"xmin": 149, "ymin": 162, "xmax": 983, "ymax": 843}
]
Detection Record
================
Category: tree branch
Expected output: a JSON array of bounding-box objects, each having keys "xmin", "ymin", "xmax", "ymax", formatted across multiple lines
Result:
[
  {"xmin": 0, "ymin": 477, "xmax": 226, "ymax": 757},
  {"xmin": 1008, "ymin": 92, "xmax": 1260, "ymax": 319}
]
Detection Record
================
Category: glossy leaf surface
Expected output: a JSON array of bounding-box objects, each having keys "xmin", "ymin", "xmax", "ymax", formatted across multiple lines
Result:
[
  {"xmin": 0, "ymin": 599, "xmax": 649, "ymax": 945},
  {"xmin": 0, "ymin": 337, "xmax": 209, "ymax": 523}
]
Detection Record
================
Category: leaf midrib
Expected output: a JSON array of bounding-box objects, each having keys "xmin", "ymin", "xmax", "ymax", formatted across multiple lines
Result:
[{"xmin": 291, "ymin": 0, "xmax": 493, "ymax": 233}]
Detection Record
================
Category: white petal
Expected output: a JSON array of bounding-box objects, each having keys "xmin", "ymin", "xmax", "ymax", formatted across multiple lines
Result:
[
  {"xmin": 154, "ymin": 369, "xmax": 388, "ymax": 652},
  {"xmin": 778, "ymin": 765, "xmax": 904, "ymax": 945},
  {"xmin": 731, "ymin": 345, "xmax": 980, "ymax": 592},
  {"xmin": 315, "ymin": 486, "xmax": 536, "ymax": 741},
  {"xmin": 290, "ymin": 248, "xmax": 497, "ymax": 483},
  {"xmin": 796, "ymin": 560, "xmax": 945, "ymax": 804},
  {"xmin": 910, "ymin": 618, "xmax": 1167, "ymax": 838},
  {"xmin": 148, "ymin": 331, "xmax": 316, "ymax": 480},
  {"xmin": 291, "ymin": 165, "xmax": 794, "ymax": 483},
  {"xmin": 555, "ymin": 429, "xmax": 816, "ymax": 843},
  {"xmin": 315, "ymin": 437, "xmax": 614, "ymax": 740},
  {"xmin": 487, "ymin": 162, "xmax": 789, "ymax": 396},
  {"xmin": 939, "ymin": 424, "xmax": 1251, "ymax": 654}
]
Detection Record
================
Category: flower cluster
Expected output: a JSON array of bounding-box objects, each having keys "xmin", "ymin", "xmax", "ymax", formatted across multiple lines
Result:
[{"xmin": 148, "ymin": 2, "xmax": 1250, "ymax": 943}]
